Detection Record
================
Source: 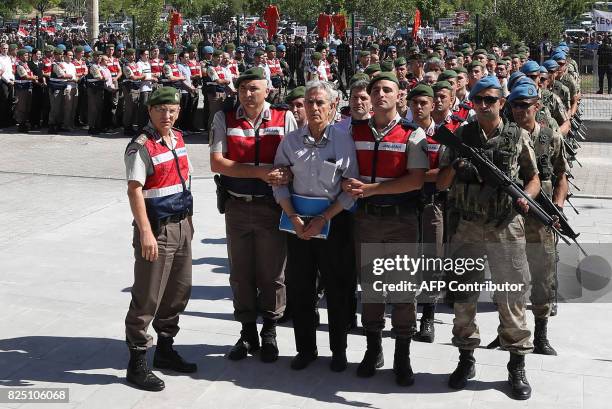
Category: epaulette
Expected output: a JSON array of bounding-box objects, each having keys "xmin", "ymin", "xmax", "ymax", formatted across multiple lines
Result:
[
  {"xmin": 125, "ymin": 133, "xmax": 149, "ymax": 155},
  {"xmin": 400, "ymin": 118, "xmax": 418, "ymax": 130},
  {"xmin": 270, "ymin": 103, "xmax": 290, "ymax": 111}
]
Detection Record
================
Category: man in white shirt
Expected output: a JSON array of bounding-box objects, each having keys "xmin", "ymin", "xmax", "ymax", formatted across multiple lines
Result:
[
  {"xmin": 0, "ymin": 42, "xmax": 15, "ymax": 127},
  {"xmin": 137, "ymin": 49, "xmax": 155, "ymax": 129},
  {"xmin": 61, "ymin": 49, "xmax": 78, "ymax": 130}
]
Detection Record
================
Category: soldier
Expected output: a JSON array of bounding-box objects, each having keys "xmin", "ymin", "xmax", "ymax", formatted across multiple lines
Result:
[
  {"xmin": 394, "ymin": 57, "xmax": 408, "ymax": 83},
  {"xmin": 551, "ymin": 51, "xmax": 579, "ymax": 117},
  {"xmin": 467, "ymin": 61, "xmax": 485, "ymax": 92},
  {"xmin": 122, "ymin": 48, "xmax": 144, "ymax": 136},
  {"xmin": 225, "ymin": 43, "xmax": 239, "ymax": 78},
  {"xmin": 48, "ymin": 48, "xmax": 68, "ymax": 133},
  {"xmin": 106, "ymin": 44, "xmax": 123, "ymax": 128},
  {"xmin": 408, "ymin": 53, "xmax": 425, "ymax": 85},
  {"xmin": 124, "ymin": 86, "xmax": 197, "ymax": 391},
  {"xmin": 539, "ymin": 66, "xmax": 570, "ymax": 136},
  {"xmin": 342, "ymin": 72, "xmax": 428, "ymax": 386},
  {"xmin": 284, "ymin": 86, "xmax": 306, "ymax": 128},
  {"xmin": 205, "ymin": 49, "xmax": 230, "ymax": 139},
  {"xmin": 149, "ymin": 46, "xmax": 164, "ymax": 90},
  {"xmin": 545, "ymin": 58, "xmax": 571, "ymax": 114},
  {"xmin": 137, "ymin": 49, "xmax": 156, "ymax": 130},
  {"xmin": 503, "ymin": 81, "xmax": 568, "ymax": 356},
  {"xmin": 40, "ymin": 45, "xmax": 55, "ymax": 128},
  {"xmin": 210, "ymin": 67, "xmax": 297, "ymax": 363},
  {"xmin": 73, "ymin": 46, "xmax": 88, "ymax": 126},
  {"xmin": 437, "ymin": 76, "xmax": 540, "ymax": 400},
  {"xmin": 234, "ymin": 46, "xmax": 247, "ymax": 74},
  {"xmin": 86, "ymin": 51, "xmax": 106, "ymax": 135},
  {"xmin": 266, "ymin": 45, "xmax": 283, "ymax": 103},
  {"xmin": 14, "ymin": 49, "xmax": 37, "ymax": 132},
  {"xmin": 355, "ymin": 50, "xmax": 371, "ymax": 74}
]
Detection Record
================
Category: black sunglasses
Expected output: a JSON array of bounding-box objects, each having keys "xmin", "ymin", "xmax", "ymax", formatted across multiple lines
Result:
[
  {"xmin": 472, "ymin": 95, "xmax": 500, "ymax": 105},
  {"xmin": 510, "ymin": 100, "xmax": 536, "ymax": 110}
]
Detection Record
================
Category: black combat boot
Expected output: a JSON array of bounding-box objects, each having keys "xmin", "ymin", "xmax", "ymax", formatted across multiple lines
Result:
[
  {"xmin": 356, "ymin": 331, "xmax": 384, "ymax": 378},
  {"xmin": 486, "ymin": 335, "xmax": 501, "ymax": 349},
  {"xmin": 227, "ymin": 322, "xmax": 260, "ymax": 360},
  {"xmin": 448, "ymin": 349, "xmax": 476, "ymax": 389},
  {"xmin": 260, "ymin": 318, "xmax": 279, "ymax": 363},
  {"xmin": 126, "ymin": 349, "xmax": 165, "ymax": 391},
  {"xmin": 533, "ymin": 318, "xmax": 557, "ymax": 356},
  {"xmin": 393, "ymin": 338, "xmax": 415, "ymax": 386},
  {"xmin": 413, "ymin": 304, "xmax": 435, "ymax": 343},
  {"xmin": 153, "ymin": 336, "xmax": 197, "ymax": 373},
  {"xmin": 330, "ymin": 350, "xmax": 347, "ymax": 372},
  {"xmin": 507, "ymin": 353, "xmax": 531, "ymax": 400}
]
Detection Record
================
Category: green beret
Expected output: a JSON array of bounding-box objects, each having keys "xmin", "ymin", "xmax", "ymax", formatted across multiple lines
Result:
[
  {"xmin": 434, "ymin": 44, "xmax": 445, "ymax": 51},
  {"xmin": 454, "ymin": 51, "xmax": 464, "ymax": 58},
  {"xmin": 285, "ymin": 86, "xmax": 305, "ymax": 103},
  {"xmin": 235, "ymin": 67, "xmax": 267, "ymax": 87},
  {"xmin": 497, "ymin": 59, "xmax": 508, "ymax": 66},
  {"xmin": 380, "ymin": 60, "xmax": 394, "ymax": 72},
  {"xmin": 433, "ymin": 81, "xmax": 453, "ymax": 93},
  {"xmin": 366, "ymin": 72, "xmax": 399, "ymax": 93},
  {"xmin": 349, "ymin": 73, "xmax": 370, "ymax": 87},
  {"xmin": 44, "ymin": 45, "xmax": 55, "ymax": 52},
  {"xmin": 254, "ymin": 49, "xmax": 265, "ymax": 57},
  {"xmin": 473, "ymin": 48, "xmax": 487, "ymax": 56},
  {"xmin": 369, "ymin": 44, "xmax": 380, "ymax": 50},
  {"xmin": 359, "ymin": 50, "xmax": 370, "ymax": 58},
  {"xmin": 502, "ymin": 56, "xmax": 512, "ymax": 62},
  {"xmin": 468, "ymin": 61, "xmax": 484, "ymax": 70},
  {"xmin": 394, "ymin": 57, "xmax": 407, "ymax": 67},
  {"xmin": 439, "ymin": 70, "xmax": 458, "ymax": 81},
  {"xmin": 53, "ymin": 48, "xmax": 63, "ymax": 55},
  {"xmin": 364, "ymin": 64, "xmax": 381, "ymax": 75},
  {"xmin": 224, "ymin": 43, "xmax": 235, "ymax": 51},
  {"xmin": 408, "ymin": 83, "xmax": 434, "ymax": 100},
  {"xmin": 9, "ymin": 44, "xmax": 18, "ymax": 50},
  {"xmin": 454, "ymin": 66, "xmax": 468, "ymax": 74},
  {"xmin": 265, "ymin": 44, "xmax": 276, "ymax": 52},
  {"xmin": 73, "ymin": 46, "xmax": 84, "ymax": 53},
  {"xmin": 487, "ymin": 53, "xmax": 497, "ymax": 61},
  {"xmin": 312, "ymin": 52, "xmax": 322, "ymax": 60},
  {"xmin": 213, "ymin": 49, "xmax": 223, "ymax": 57},
  {"xmin": 166, "ymin": 48, "xmax": 177, "ymax": 55},
  {"xmin": 409, "ymin": 53, "xmax": 425, "ymax": 62},
  {"xmin": 125, "ymin": 48, "xmax": 136, "ymax": 55},
  {"xmin": 148, "ymin": 86, "xmax": 180, "ymax": 106},
  {"xmin": 185, "ymin": 45, "xmax": 195, "ymax": 52},
  {"xmin": 510, "ymin": 54, "xmax": 520, "ymax": 59},
  {"xmin": 17, "ymin": 49, "xmax": 28, "ymax": 57},
  {"xmin": 93, "ymin": 51, "xmax": 103, "ymax": 57},
  {"xmin": 518, "ymin": 53, "xmax": 527, "ymax": 59}
]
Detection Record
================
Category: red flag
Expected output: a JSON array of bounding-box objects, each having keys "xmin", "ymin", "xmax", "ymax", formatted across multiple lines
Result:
[
  {"xmin": 169, "ymin": 11, "xmax": 182, "ymax": 46},
  {"xmin": 263, "ymin": 5, "xmax": 279, "ymax": 41},
  {"xmin": 17, "ymin": 26, "xmax": 29, "ymax": 37},
  {"xmin": 412, "ymin": 9, "xmax": 421, "ymax": 40}
]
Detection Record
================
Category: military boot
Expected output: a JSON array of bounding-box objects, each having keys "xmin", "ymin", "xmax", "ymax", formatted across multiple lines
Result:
[
  {"xmin": 448, "ymin": 349, "xmax": 476, "ymax": 389},
  {"xmin": 260, "ymin": 318, "xmax": 279, "ymax": 363},
  {"xmin": 227, "ymin": 322, "xmax": 260, "ymax": 360},
  {"xmin": 153, "ymin": 336, "xmax": 197, "ymax": 373},
  {"xmin": 126, "ymin": 349, "xmax": 165, "ymax": 391},
  {"xmin": 393, "ymin": 338, "xmax": 415, "ymax": 386},
  {"xmin": 507, "ymin": 353, "xmax": 531, "ymax": 400},
  {"xmin": 533, "ymin": 318, "xmax": 557, "ymax": 356},
  {"xmin": 486, "ymin": 335, "xmax": 501, "ymax": 349},
  {"xmin": 413, "ymin": 303, "xmax": 435, "ymax": 343},
  {"xmin": 357, "ymin": 331, "xmax": 384, "ymax": 378}
]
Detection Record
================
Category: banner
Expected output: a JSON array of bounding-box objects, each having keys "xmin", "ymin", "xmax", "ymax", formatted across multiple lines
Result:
[
  {"xmin": 294, "ymin": 26, "xmax": 307, "ymax": 38},
  {"xmin": 593, "ymin": 10, "xmax": 612, "ymax": 32}
]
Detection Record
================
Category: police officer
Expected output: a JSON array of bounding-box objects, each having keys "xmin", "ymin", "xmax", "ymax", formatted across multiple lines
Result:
[
  {"xmin": 273, "ymin": 80, "xmax": 358, "ymax": 372},
  {"xmin": 122, "ymin": 48, "xmax": 144, "ymax": 136},
  {"xmin": 342, "ymin": 72, "xmax": 428, "ymax": 386},
  {"xmin": 205, "ymin": 49, "xmax": 230, "ymax": 138},
  {"xmin": 73, "ymin": 46, "xmax": 88, "ymax": 126},
  {"xmin": 48, "ymin": 48, "xmax": 68, "ymax": 133},
  {"xmin": 40, "ymin": 45, "xmax": 55, "ymax": 128},
  {"xmin": 105, "ymin": 44, "xmax": 122, "ymax": 128},
  {"xmin": 86, "ymin": 51, "xmax": 106, "ymax": 135},
  {"xmin": 149, "ymin": 45, "xmax": 164, "ymax": 90},
  {"xmin": 124, "ymin": 86, "xmax": 197, "ymax": 391},
  {"xmin": 137, "ymin": 48, "xmax": 155, "ymax": 130},
  {"xmin": 437, "ymin": 76, "xmax": 540, "ymax": 400},
  {"xmin": 14, "ymin": 49, "xmax": 36, "ymax": 132},
  {"xmin": 210, "ymin": 67, "xmax": 297, "ymax": 363}
]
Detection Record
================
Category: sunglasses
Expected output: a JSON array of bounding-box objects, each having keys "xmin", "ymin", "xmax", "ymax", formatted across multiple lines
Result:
[
  {"xmin": 472, "ymin": 95, "xmax": 500, "ymax": 105},
  {"xmin": 510, "ymin": 101, "xmax": 536, "ymax": 110}
]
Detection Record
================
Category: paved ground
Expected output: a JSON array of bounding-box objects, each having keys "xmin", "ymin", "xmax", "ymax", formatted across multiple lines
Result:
[{"xmin": 1, "ymin": 129, "xmax": 612, "ymax": 409}]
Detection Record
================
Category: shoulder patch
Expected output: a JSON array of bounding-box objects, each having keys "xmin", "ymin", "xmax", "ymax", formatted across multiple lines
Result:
[{"xmin": 133, "ymin": 134, "xmax": 149, "ymax": 146}]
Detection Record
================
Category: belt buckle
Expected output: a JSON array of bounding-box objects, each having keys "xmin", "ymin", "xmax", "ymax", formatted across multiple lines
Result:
[{"xmin": 244, "ymin": 195, "xmax": 253, "ymax": 202}]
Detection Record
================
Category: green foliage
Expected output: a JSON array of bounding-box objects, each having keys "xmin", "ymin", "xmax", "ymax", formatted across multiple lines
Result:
[{"xmin": 127, "ymin": 0, "xmax": 166, "ymax": 46}]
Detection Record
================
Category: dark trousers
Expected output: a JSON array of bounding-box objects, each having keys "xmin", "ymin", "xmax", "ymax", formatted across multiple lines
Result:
[
  {"xmin": 102, "ymin": 89, "xmax": 115, "ymax": 129},
  {"xmin": 77, "ymin": 82, "xmax": 87, "ymax": 124},
  {"xmin": 125, "ymin": 218, "xmax": 193, "ymax": 349},
  {"xmin": 0, "ymin": 81, "xmax": 14, "ymax": 127},
  {"xmin": 30, "ymin": 84, "xmax": 45, "ymax": 126},
  {"xmin": 41, "ymin": 84, "xmax": 50, "ymax": 126},
  {"xmin": 598, "ymin": 65, "xmax": 612, "ymax": 92},
  {"xmin": 138, "ymin": 91, "xmax": 151, "ymax": 130},
  {"xmin": 287, "ymin": 211, "xmax": 355, "ymax": 354}
]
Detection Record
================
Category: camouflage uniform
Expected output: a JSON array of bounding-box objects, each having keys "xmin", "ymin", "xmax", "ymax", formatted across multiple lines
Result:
[
  {"xmin": 440, "ymin": 119, "xmax": 538, "ymax": 354},
  {"xmin": 552, "ymin": 80, "xmax": 571, "ymax": 112},
  {"xmin": 541, "ymin": 89, "xmax": 569, "ymax": 128}
]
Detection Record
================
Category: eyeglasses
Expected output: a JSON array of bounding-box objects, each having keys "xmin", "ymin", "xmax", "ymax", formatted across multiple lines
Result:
[
  {"xmin": 472, "ymin": 95, "xmax": 500, "ymax": 105},
  {"xmin": 152, "ymin": 106, "xmax": 179, "ymax": 115},
  {"xmin": 510, "ymin": 101, "xmax": 536, "ymax": 110}
]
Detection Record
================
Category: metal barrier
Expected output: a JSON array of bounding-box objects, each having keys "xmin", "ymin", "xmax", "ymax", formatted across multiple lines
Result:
[{"xmin": 572, "ymin": 44, "xmax": 612, "ymax": 120}]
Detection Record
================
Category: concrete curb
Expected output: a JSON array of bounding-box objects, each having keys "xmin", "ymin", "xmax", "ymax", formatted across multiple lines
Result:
[{"xmin": 583, "ymin": 120, "xmax": 612, "ymax": 143}]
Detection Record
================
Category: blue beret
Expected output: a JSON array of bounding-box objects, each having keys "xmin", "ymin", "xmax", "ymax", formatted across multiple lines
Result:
[
  {"xmin": 84, "ymin": 45, "xmax": 92, "ymax": 53},
  {"xmin": 520, "ymin": 61, "xmax": 540, "ymax": 75},
  {"xmin": 24, "ymin": 45, "xmax": 33, "ymax": 52},
  {"xmin": 388, "ymin": 45, "xmax": 397, "ymax": 51},
  {"xmin": 551, "ymin": 51, "xmax": 566, "ymax": 61},
  {"xmin": 117, "ymin": 43, "xmax": 125, "ymax": 50},
  {"xmin": 508, "ymin": 71, "xmax": 526, "ymax": 90},
  {"xmin": 539, "ymin": 66, "xmax": 548, "ymax": 74},
  {"xmin": 329, "ymin": 48, "xmax": 336, "ymax": 55},
  {"xmin": 542, "ymin": 59, "xmax": 559, "ymax": 71},
  {"xmin": 469, "ymin": 76, "xmax": 502, "ymax": 101},
  {"xmin": 508, "ymin": 82, "xmax": 539, "ymax": 103},
  {"xmin": 236, "ymin": 46, "xmax": 244, "ymax": 52},
  {"xmin": 277, "ymin": 44, "xmax": 286, "ymax": 51},
  {"xmin": 57, "ymin": 44, "xmax": 66, "ymax": 51},
  {"xmin": 558, "ymin": 41, "xmax": 568, "ymax": 47},
  {"xmin": 512, "ymin": 77, "xmax": 536, "ymax": 90},
  {"xmin": 203, "ymin": 46, "xmax": 214, "ymax": 54}
]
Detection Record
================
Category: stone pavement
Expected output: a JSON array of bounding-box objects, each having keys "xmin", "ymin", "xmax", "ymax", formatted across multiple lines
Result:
[{"xmin": 0, "ymin": 129, "xmax": 612, "ymax": 409}]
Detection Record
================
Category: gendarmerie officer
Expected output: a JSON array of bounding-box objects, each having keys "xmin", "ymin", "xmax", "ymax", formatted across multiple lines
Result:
[
  {"xmin": 86, "ymin": 51, "xmax": 106, "ymax": 135},
  {"xmin": 342, "ymin": 72, "xmax": 429, "ymax": 386},
  {"xmin": 14, "ymin": 49, "xmax": 36, "ymax": 132},
  {"xmin": 124, "ymin": 87, "xmax": 197, "ymax": 391},
  {"xmin": 210, "ymin": 67, "xmax": 297, "ymax": 363}
]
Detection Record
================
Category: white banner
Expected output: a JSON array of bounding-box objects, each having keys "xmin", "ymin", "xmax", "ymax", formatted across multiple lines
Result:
[
  {"xmin": 438, "ymin": 18, "xmax": 454, "ymax": 30},
  {"xmin": 593, "ymin": 10, "xmax": 612, "ymax": 32},
  {"xmin": 255, "ymin": 27, "xmax": 268, "ymax": 38},
  {"xmin": 294, "ymin": 26, "xmax": 307, "ymax": 38}
]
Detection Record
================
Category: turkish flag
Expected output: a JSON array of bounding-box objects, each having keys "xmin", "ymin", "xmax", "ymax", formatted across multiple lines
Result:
[
  {"xmin": 412, "ymin": 9, "xmax": 421, "ymax": 40},
  {"xmin": 263, "ymin": 5, "xmax": 279, "ymax": 41},
  {"xmin": 169, "ymin": 11, "xmax": 182, "ymax": 46}
]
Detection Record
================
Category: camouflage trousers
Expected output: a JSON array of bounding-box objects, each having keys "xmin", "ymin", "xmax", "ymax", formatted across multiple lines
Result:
[
  {"xmin": 449, "ymin": 213, "xmax": 533, "ymax": 355},
  {"xmin": 525, "ymin": 217, "xmax": 557, "ymax": 319}
]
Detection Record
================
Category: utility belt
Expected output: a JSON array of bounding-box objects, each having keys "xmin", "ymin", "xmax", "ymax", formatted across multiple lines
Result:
[
  {"xmin": 48, "ymin": 80, "xmax": 68, "ymax": 90},
  {"xmin": 124, "ymin": 80, "xmax": 142, "ymax": 90},
  {"xmin": 228, "ymin": 192, "xmax": 274, "ymax": 203},
  {"xmin": 421, "ymin": 190, "xmax": 447, "ymax": 206},
  {"xmin": 14, "ymin": 80, "xmax": 32, "ymax": 90},
  {"xmin": 159, "ymin": 211, "xmax": 189, "ymax": 226},
  {"xmin": 205, "ymin": 82, "xmax": 226, "ymax": 93},
  {"xmin": 358, "ymin": 201, "xmax": 418, "ymax": 217},
  {"xmin": 86, "ymin": 79, "xmax": 105, "ymax": 89}
]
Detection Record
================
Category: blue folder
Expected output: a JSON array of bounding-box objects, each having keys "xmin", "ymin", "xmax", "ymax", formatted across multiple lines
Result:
[{"xmin": 279, "ymin": 194, "xmax": 331, "ymax": 239}]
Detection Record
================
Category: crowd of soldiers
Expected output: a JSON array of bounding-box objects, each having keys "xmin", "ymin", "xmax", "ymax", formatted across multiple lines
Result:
[{"xmin": 119, "ymin": 30, "xmax": 586, "ymax": 402}]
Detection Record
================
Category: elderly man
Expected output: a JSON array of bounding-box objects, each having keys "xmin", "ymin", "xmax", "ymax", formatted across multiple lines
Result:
[
  {"xmin": 437, "ymin": 76, "xmax": 540, "ymax": 400},
  {"xmin": 273, "ymin": 80, "xmax": 359, "ymax": 372},
  {"xmin": 124, "ymin": 87, "xmax": 197, "ymax": 391},
  {"xmin": 210, "ymin": 67, "xmax": 297, "ymax": 363}
]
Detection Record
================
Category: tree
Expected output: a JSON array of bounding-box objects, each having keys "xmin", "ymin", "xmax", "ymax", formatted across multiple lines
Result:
[
  {"xmin": 28, "ymin": 0, "xmax": 62, "ymax": 16},
  {"xmin": 125, "ymin": 0, "xmax": 166, "ymax": 46}
]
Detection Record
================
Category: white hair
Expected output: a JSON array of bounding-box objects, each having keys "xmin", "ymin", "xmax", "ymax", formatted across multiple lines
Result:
[{"xmin": 304, "ymin": 80, "xmax": 338, "ymax": 103}]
